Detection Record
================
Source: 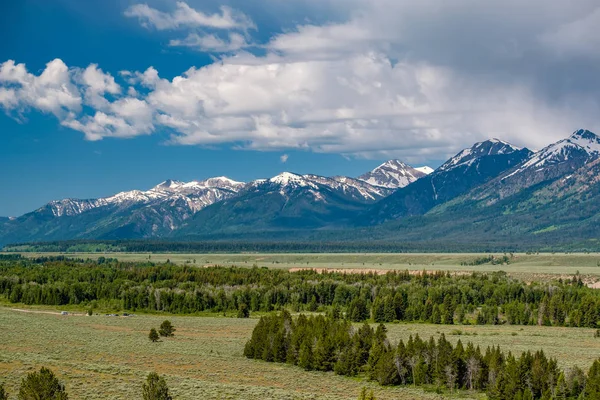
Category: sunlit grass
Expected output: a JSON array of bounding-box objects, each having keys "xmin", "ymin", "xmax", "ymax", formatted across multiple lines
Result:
[{"xmin": 1, "ymin": 306, "xmax": 598, "ymax": 399}]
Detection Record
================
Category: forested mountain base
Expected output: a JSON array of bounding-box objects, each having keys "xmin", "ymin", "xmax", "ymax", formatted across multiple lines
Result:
[
  {"xmin": 1, "ymin": 257, "xmax": 600, "ymax": 328},
  {"xmin": 245, "ymin": 312, "xmax": 600, "ymax": 400}
]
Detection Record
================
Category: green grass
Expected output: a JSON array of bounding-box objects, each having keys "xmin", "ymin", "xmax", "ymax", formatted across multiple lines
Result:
[{"xmin": 1, "ymin": 306, "xmax": 599, "ymax": 399}]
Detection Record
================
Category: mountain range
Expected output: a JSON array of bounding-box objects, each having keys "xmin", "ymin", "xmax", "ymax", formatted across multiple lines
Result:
[{"xmin": 2, "ymin": 129, "xmax": 600, "ymax": 250}]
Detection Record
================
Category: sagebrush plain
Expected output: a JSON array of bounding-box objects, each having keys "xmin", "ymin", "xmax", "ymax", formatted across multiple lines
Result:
[{"xmin": 1, "ymin": 306, "xmax": 599, "ymax": 399}]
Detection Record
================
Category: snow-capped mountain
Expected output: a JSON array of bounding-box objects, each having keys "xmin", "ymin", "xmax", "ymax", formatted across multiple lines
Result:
[
  {"xmin": 44, "ymin": 177, "xmax": 245, "ymax": 218},
  {"xmin": 358, "ymin": 160, "xmax": 426, "ymax": 188},
  {"xmin": 5, "ymin": 131, "xmax": 600, "ymax": 247},
  {"xmin": 178, "ymin": 172, "xmax": 391, "ymax": 235},
  {"xmin": 504, "ymin": 129, "xmax": 600, "ymax": 178},
  {"xmin": 470, "ymin": 129, "xmax": 600, "ymax": 203},
  {"xmin": 247, "ymin": 172, "xmax": 394, "ymax": 203},
  {"xmin": 438, "ymin": 139, "xmax": 522, "ymax": 172},
  {"xmin": 364, "ymin": 139, "xmax": 532, "ymax": 223}
]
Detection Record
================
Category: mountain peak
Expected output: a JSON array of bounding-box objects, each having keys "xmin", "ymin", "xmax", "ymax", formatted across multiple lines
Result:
[
  {"xmin": 154, "ymin": 179, "xmax": 185, "ymax": 190},
  {"xmin": 439, "ymin": 138, "xmax": 521, "ymax": 172},
  {"xmin": 571, "ymin": 128, "xmax": 598, "ymax": 139},
  {"xmin": 269, "ymin": 172, "xmax": 310, "ymax": 186},
  {"xmin": 358, "ymin": 159, "xmax": 425, "ymax": 189},
  {"xmin": 200, "ymin": 176, "xmax": 245, "ymax": 190},
  {"xmin": 500, "ymin": 129, "xmax": 600, "ymax": 183},
  {"xmin": 569, "ymin": 129, "xmax": 600, "ymax": 152}
]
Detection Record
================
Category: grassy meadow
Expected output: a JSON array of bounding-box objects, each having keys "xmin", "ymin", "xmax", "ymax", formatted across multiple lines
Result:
[{"xmin": 1, "ymin": 306, "xmax": 599, "ymax": 400}]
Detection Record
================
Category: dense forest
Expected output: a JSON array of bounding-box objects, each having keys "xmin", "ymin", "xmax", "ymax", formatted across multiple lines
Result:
[
  {"xmin": 245, "ymin": 312, "xmax": 600, "ymax": 399},
  {"xmin": 1, "ymin": 238, "xmax": 584, "ymax": 254},
  {"xmin": 1, "ymin": 257, "xmax": 599, "ymax": 328}
]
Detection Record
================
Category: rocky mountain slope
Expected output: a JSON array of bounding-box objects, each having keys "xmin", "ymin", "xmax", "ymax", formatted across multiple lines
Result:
[
  {"xmin": 176, "ymin": 172, "xmax": 395, "ymax": 235},
  {"xmin": 363, "ymin": 139, "xmax": 532, "ymax": 224},
  {"xmin": 358, "ymin": 160, "xmax": 426, "ymax": 188}
]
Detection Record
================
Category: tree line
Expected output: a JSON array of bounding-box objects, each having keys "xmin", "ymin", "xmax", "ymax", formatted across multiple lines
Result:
[
  {"xmin": 2, "ymin": 238, "xmax": 568, "ymax": 253},
  {"xmin": 1, "ymin": 257, "xmax": 599, "ymax": 328},
  {"xmin": 245, "ymin": 312, "xmax": 600, "ymax": 399}
]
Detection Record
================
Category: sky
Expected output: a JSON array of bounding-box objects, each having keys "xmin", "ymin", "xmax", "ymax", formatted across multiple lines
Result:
[{"xmin": 1, "ymin": 0, "xmax": 599, "ymax": 216}]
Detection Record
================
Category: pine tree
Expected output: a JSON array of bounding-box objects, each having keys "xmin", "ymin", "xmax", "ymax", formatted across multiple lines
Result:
[
  {"xmin": 149, "ymin": 328, "xmax": 160, "ymax": 342},
  {"xmin": 159, "ymin": 320, "xmax": 175, "ymax": 337},
  {"xmin": 585, "ymin": 359, "xmax": 600, "ymax": 398},
  {"xmin": 18, "ymin": 367, "xmax": 68, "ymax": 400},
  {"xmin": 372, "ymin": 297, "xmax": 386, "ymax": 323},
  {"xmin": 142, "ymin": 372, "xmax": 172, "ymax": 400},
  {"xmin": 431, "ymin": 304, "xmax": 441, "ymax": 324},
  {"xmin": 237, "ymin": 303, "xmax": 250, "ymax": 318},
  {"xmin": 298, "ymin": 339, "xmax": 313, "ymax": 370}
]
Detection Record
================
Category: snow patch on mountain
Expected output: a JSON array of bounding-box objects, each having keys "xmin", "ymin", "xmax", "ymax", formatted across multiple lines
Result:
[
  {"xmin": 248, "ymin": 172, "xmax": 394, "ymax": 203},
  {"xmin": 439, "ymin": 139, "xmax": 521, "ymax": 172},
  {"xmin": 44, "ymin": 176, "xmax": 246, "ymax": 217},
  {"xmin": 358, "ymin": 160, "xmax": 425, "ymax": 189},
  {"xmin": 503, "ymin": 129, "xmax": 600, "ymax": 180},
  {"xmin": 415, "ymin": 166, "xmax": 434, "ymax": 175}
]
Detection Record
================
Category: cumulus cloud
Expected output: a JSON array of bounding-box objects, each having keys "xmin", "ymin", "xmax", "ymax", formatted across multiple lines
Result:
[
  {"xmin": 2, "ymin": 0, "xmax": 600, "ymax": 163},
  {"xmin": 124, "ymin": 2, "xmax": 255, "ymax": 31},
  {"xmin": 280, "ymin": 154, "xmax": 289, "ymax": 163},
  {"xmin": 0, "ymin": 59, "xmax": 81, "ymax": 118}
]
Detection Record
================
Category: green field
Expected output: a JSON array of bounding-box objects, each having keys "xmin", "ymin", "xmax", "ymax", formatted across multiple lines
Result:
[
  {"xmin": 9, "ymin": 252, "xmax": 600, "ymax": 280},
  {"xmin": 1, "ymin": 306, "xmax": 599, "ymax": 400}
]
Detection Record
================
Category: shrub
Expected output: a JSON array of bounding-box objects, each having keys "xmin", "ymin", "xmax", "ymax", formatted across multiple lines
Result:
[
  {"xmin": 149, "ymin": 328, "xmax": 159, "ymax": 342},
  {"xmin": 357, "ymin": 387, "xmax": 376, "ymax": 400},
  {"xmin": 142, "ymin": 372, "xmax": 172, "ymax": 400},
  {"xmin": 18, "ymin": 367, "xmax": 68, "ymax": 400},
  {"xmin": 159, "ymin": 321, "xmax": 175, "ymax": 337}
]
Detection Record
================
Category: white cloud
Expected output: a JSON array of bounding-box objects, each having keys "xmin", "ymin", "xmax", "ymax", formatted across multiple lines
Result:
[
  {"xmin": 2, "ymin": 0, "xmax": 600, "ymax": 163},
  {"xmin": 280, "ymin": 154, "xmax": 289, "ymax": 163},
  {"xmin": 0, "ymin": 59, "xmax": 81, "ymax": 118},
  {"xmin": 78, "ymin": 64, "xmax": 121, "ymax": 109},
  {"xmin": 170, "ymin": 32, "xmax": 250, "ymax": 52},
  {"xmin": 124, "ymin": 2, "xmax": 255, "ymax": 31}
]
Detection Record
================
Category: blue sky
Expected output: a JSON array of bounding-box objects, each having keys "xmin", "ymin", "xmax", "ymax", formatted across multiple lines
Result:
[{"xmin": 1, "ymin": 0, "xmax": 599, "ymax": 216}]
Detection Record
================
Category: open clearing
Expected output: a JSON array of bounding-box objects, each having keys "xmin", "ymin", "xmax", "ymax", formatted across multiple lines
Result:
[
  {"xmin": 9, "ymin": 252, "xmax": 600, "ymax": 281},
  {"xmin": 1, "ymin": 307, "xmax": 599, "ymax": 399}
]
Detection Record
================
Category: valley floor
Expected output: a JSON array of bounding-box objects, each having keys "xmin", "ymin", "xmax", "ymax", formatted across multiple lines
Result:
[
  {"xmin": 0, "ymin": 307, "xmax": 598, "ymax": 399},
  {"xmin": 8, "ymin": 251, "xmax": 600, "ymax": 282}
]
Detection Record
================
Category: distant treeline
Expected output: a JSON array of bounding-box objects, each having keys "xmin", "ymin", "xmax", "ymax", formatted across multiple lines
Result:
[
  {"xmin": 245, "ymin": 312, "xmax": 600, "ymax": 399},
  {"xmin": 1, "ymin": 257, "xmax": 600, "ymax": 328},
  {"xmin": 0, "ymin": 239, "xmax": 572, "ymax": 254}
]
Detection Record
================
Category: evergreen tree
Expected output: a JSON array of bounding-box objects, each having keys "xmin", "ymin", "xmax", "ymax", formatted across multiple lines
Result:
[
  {"xmin": 18, "ymin": 367, "xmax": 68, "ymax": 400},
  {"xmin": 349, "ymin": 297, "xmax": 369, "ymax": 322},
  {"xmin": 431, "ymin": 304, "xmax": 441, "ymax": 324},
  {"xmin": 149, "ymin": 328, "xmax": 160, "ymax": 342},
  {"xmin": 237, "ymin": 303, "xmax": 250, "ymax": 318},
  {"xmin": 585, "ymin": 359, "xmax": 600, "ymax": 398},
  {"xmin": 142, "ymin": 372, "xmax": 172, "ymax": 400},
  {"xmin": 555, "ymin": 372, "xmax": 567, "ymax": 399},
  {"xmin": 298, "ymin": 339, "xmax": 313, "ymax": 370},
  {"xmin": 159, "ymin": 320, "xmax": 175, "ymax": 337}
]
